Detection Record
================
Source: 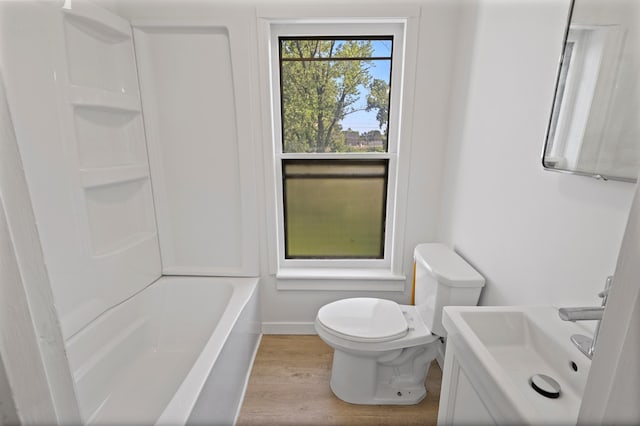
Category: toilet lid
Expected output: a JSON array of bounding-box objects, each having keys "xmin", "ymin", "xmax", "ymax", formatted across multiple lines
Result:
[{"xmin": 316, "ymin": 298, "xmax": 408, "ymax": 343}]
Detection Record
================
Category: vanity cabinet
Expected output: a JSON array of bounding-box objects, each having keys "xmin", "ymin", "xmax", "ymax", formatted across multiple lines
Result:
[{"xmin": 437, "ymin": 337, "xmax": 498, "ymax": 425}]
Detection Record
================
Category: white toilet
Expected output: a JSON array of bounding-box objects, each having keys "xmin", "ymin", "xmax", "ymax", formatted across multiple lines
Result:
[{"xmin": 315, "ymin": 243, "xmax": 485, "ymax": 405}]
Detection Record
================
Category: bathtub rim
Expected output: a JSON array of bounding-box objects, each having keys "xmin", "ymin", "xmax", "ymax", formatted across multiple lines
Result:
[{"xmin": 154, "ymin": 276, "xmax": 260, "ymax": 426}]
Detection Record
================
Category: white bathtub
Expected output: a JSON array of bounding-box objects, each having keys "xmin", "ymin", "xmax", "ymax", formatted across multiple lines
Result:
[{"xmin": 65, "ymin": 276, "xmax": 261, "ymax": 425}]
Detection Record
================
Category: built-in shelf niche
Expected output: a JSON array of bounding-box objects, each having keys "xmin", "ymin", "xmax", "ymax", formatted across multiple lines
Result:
[
  {"xmin": 63, "ymin": 3, "xmax": 156, "ymax": 261},
  {"xmin": 64, "ymin": 9, "xmax": 138, "ymax": 95},
  {"xmin": 74, "ymin": 106, "xmax": 145, "ymax": 169},
  {"xmin": 84, "ymin": 178, "xmax": 155, "ymax": 257}
]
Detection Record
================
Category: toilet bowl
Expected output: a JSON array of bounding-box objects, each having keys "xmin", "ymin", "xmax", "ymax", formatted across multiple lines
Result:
[
  {"xmin": 315, "ymin": 243, "xmax": 485, "ymax": 405},
  {"xmin": 316, "ymin": 298, "xmax": 440, "ymax": 404}
]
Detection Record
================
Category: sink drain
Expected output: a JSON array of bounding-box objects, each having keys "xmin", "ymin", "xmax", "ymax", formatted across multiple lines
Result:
[{"xmin": 529, "ymin": 374, "xmax": 561, "ymax": 399}]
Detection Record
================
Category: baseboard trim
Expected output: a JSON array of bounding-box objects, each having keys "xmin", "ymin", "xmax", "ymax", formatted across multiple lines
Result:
[{"xmin": 262, "ymin": 322, "xmax": 317, "ymax": 335}]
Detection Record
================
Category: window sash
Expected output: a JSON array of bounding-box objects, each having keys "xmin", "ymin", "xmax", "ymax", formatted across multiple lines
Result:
[
  {"xmin": 282, "ymin": 159, "xmax": 389, "ymax": 259},
  {"xmin": 269, "ymin": 21, "xmax": 405, "ymax": 271},
  {"xmin": 280, "ymin": 36, "xmax": 393, "ymax": 60},
  {"xmin": 278, "ymin": 37, "xmax": 393, "ymax": 154}
]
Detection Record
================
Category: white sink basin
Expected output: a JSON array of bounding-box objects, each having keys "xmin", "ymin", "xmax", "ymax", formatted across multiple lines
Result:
[{"xmin": 441, "ymin": 306, "xmax": 592, "ymax": 424}]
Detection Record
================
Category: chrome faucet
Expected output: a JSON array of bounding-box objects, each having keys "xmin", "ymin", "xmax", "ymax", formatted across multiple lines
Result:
[
  {"xmin": 558, "ymin": 306, "xmax": 604, "ymax": 321},
  {"xmin": 558, "ymin": 276, "xmax": 612, "ymax": 359}
]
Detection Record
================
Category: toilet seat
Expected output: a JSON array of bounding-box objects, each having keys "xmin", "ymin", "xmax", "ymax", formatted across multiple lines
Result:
[
  {"xmin": 315, "ymin": 299, "xmax": 438, "ymax": 353},
  {"xmin": 317, "ymin": 298, "xmax": 409, "ymax": 343}
]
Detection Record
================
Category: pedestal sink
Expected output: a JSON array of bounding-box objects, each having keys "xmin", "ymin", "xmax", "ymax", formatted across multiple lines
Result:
[{"xmin": 437, "ymin": 306, "xmax": 592, "ymax": 425}]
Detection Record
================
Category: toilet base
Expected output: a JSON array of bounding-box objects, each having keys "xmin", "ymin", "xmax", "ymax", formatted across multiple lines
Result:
[
  {"xmin": 327, "ymin": 343, "xmax": 440, "ymax": 405},
  {"xmin": 330, "ymin": 378, "xmax": 427, "ymax": 405}
]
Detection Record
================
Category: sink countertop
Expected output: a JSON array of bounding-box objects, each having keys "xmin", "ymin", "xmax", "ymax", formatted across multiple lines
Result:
[{"xmin": 442, "ymin": 306, "xmax": 592, "ymax": 424}]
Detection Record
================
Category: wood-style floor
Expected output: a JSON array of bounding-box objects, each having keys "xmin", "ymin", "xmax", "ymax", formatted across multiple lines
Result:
[{"xmin": 237, "ymin": 335, "xmax": 442, "ymax": 425}]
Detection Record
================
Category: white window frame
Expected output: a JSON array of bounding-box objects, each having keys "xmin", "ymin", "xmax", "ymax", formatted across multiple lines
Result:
[{"xmin": 257, "ymin": 9, "xmax": 418, "ymax": 285}]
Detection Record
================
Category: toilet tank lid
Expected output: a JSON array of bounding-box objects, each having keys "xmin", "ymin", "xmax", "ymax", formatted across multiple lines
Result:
[{"xmin": 414, "ymin": 243, "xmax": 485, "ymax": 288}]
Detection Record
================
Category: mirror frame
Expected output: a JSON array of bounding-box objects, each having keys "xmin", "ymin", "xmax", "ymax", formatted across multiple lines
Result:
[{"xmin": 541, "ymin": 0, "xmax": 637, "ymax": 183}]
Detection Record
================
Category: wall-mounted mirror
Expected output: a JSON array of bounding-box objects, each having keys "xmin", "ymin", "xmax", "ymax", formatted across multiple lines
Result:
[{"xmin": 543, "ymin": 0, "xmax": 639, "ymax": 182}]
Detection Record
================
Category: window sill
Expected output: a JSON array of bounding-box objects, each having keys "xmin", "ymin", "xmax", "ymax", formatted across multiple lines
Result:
[{"xmin": 275, "ymin": 268, "xmax": 406, "ymax": 291}]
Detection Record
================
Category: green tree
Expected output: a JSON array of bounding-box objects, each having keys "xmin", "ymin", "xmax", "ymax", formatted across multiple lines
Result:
[
  {"xmin": 366, "ymin": 78, "xmax": 390, "ymax": 136},
  {"xmin": 281, "ymin": 39, "xmax": 377, "ymax": 153}
]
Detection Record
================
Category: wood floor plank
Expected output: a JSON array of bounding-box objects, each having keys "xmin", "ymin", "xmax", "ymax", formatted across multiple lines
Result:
[{"xmin": 237, "ymin": 335, "xmax": 441, "ymax": 425}]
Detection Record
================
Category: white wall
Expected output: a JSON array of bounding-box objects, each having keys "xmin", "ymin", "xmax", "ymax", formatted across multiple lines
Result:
[
  {"xmin": 438, "ymin": 0, "xmax": 636, "ymax": 309},
  {"xmin": 116, "ymin": 0, "xmax": 465, "ymax": 331}
]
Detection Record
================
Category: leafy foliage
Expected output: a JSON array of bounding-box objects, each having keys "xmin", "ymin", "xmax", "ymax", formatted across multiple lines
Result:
[
  {"xmin": 280, "ymin": 39, "xmax": 390, "ymax": 153},
  {"xmin": 366, "ymin": 78, "xmax": 390, "ymax": 136}
]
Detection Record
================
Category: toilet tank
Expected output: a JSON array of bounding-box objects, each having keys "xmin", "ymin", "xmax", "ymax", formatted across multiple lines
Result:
[{"xmin": 413, "ymin": 243, "xmax": 485, "ymax": 337}]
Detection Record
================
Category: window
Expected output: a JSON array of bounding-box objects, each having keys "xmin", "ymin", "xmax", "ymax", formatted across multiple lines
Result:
[{"xmin": 268, "ymin": 22, "xmax": 407, "ymax": 277}]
